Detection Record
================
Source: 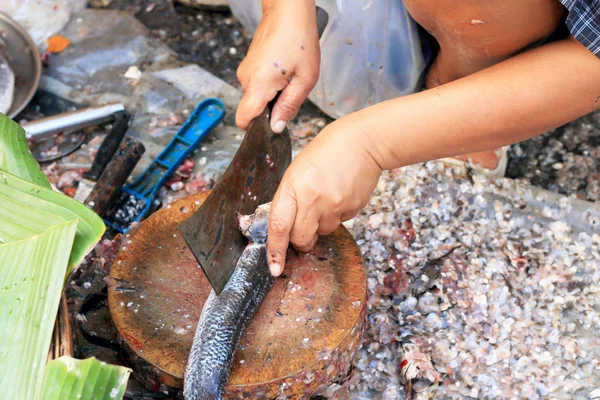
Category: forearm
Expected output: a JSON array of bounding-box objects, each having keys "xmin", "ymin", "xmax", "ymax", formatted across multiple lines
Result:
[
  {"xmin": 261, "ymin": 0, "xmax": 316, "ymax": 19},
  {"xmin": 353, "ymin": 37, "xmax": 600, "ymax": 170}
]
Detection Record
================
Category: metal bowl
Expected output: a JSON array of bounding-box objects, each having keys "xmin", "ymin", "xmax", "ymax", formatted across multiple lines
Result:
[{"xmin": 0, "ymin": 12, "xmax": 41, "ymax": 118}]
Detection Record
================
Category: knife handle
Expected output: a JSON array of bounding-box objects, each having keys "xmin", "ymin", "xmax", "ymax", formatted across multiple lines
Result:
[
  {"xmin": 84, "ymin": 137, "xmax": 145, "ymax": 217},
  {"xmin": 266, "ymin": 5, "xmax": 329, "ymax": 116},
  {"xmin": 83, "ymin": 111, "xmax": 131, "ymax": 181}
]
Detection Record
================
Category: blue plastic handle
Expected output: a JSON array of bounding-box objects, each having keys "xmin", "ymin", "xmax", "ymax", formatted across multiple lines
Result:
[{"xmin": 104, "ymin": 97, "xmax": 226, "ymax": 233}]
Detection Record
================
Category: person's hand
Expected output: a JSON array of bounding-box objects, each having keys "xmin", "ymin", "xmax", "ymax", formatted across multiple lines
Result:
[
  {"xmin": 266, "ymin": 116, "xmax": 383, "ymax": 275},
  {"xmin": 235, "ymin": 0, "xmax": 320, "ymax": 134}
]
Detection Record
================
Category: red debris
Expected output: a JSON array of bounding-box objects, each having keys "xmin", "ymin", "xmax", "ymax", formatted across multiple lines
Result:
[
  {"xmin": 95, "ymin": 238, "xmax": 120, "ymax": 269},
  {"xmin": 166, "ymin": 159, "xmax": 195, "ymax": 187},
  {"xmin": 40, "ymin": 51, "xmax": 51, "ymax": 68},
  {"xmin": 185, "ymin": 178, "xmax": 209, "ymax": 194},
  {"xmin": 176, "ymin": 158, "xmax": 195, "ymax": 178},
  {"xmin": 64, "ymin": 187, "xmax": 77, "ymax": 197},
  {"xmin": 383, "ymin": 258, "xmax": 409, "ymax": 296},
  {"xmin": 57, "ymin": 169, "xmax": 84, "ymax": 190},
  {"xmin": 396, "ymin": 219, "xmax": 416, "ymax": 247}
]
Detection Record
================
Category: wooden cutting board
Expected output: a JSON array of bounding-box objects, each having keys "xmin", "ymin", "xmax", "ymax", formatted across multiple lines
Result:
[{"xmin": 107, "ymin": 191, "xmax": 367, "ymax": 399}]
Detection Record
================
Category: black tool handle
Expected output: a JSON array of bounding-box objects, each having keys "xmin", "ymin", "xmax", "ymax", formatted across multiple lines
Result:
[
  {"xmin": 84, "ymin": 137, "xmax": 145, "ymax": 217},
  {"xmin": 266, "ymin": 5, "xmax": 329, "ymax": 115},
  {"xmin": 83, "ymin": 111, "xmax": 131, "ymax": 181}
]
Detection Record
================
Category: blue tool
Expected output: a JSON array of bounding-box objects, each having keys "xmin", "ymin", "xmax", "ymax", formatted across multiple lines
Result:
[{"xmin": 103, "ymin": 98, "xmax": 226, "ymax": 233}]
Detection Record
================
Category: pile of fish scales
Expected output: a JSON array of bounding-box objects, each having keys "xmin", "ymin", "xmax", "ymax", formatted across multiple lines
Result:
[{"xmin": 322, "ymin": 162, "xmax": 600, "ymax": 399}]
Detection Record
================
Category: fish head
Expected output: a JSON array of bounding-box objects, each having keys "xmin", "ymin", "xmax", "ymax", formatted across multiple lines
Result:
[{"xmin": 238, "ymin": 202, "xmax": 271, "ymax": 245}]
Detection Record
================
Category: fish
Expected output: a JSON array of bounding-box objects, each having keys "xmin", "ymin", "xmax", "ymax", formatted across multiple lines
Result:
[
  {"xmin": 0, "ymin": 40, "xmax": 15, "ymax": 115},
  {"xmin": 184, "ymin": 203, "xmax": 275, "ymax": 400}
]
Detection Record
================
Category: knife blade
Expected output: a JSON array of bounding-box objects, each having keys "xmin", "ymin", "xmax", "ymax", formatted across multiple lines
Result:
[
  {"xmin": 178, "ymin": 105, "xmax": 291, "ymax": 295},
  {"xmin": 178, "ymin": 6, "xmax": 329, "ymax": 295}
]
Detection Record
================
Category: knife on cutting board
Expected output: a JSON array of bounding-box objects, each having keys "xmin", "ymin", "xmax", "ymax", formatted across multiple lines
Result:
[{"xmin": 178, "ymin": 6, "xmax": 329, "ymax": 295}]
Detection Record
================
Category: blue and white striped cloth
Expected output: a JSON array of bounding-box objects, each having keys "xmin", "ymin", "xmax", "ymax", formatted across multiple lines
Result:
[{"xmin": 559, "ymin": 0, "xmax": 600, "ymax": 56}]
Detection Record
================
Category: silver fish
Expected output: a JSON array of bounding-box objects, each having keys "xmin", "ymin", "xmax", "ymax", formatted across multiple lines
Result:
[
  {"xmin": 184, "ymin": 203, "xmax": 275, "ymax": 400},
  {"xmin": 0, "ymin": 41, "xmax": 15, "ymax": 115}
]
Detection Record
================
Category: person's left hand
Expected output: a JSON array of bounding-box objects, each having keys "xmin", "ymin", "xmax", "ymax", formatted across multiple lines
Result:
[{"xmin": 266, "ymin": 116, "xmax": 383, "ymax": 276}]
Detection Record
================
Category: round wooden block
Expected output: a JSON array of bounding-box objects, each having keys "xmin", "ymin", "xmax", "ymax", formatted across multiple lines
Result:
[{"xmin": 107, "ymin": 191, "xmax": 367, "ymax": 398}]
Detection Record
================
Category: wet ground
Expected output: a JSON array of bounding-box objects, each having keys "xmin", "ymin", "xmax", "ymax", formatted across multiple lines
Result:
[{"xmin": 97, "ymin": 0, "xmax": 249, "ymax": 89}]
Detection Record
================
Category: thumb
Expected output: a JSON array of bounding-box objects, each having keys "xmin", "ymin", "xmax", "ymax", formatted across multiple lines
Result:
[
  {"xmin": 270, "ymin": 75, "xmax": 316, "ymax": 133},
  {"xmin": 236, "ymin": 86, "xmax": 278, "ymax": 130}
]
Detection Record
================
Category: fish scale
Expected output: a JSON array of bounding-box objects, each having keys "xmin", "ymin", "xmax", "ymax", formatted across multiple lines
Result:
[{"xmin": 184, "ymin": 204, "xmax": 275, "ymax": 400}]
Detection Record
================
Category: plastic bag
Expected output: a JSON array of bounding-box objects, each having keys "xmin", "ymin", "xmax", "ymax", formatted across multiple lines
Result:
[
  {"xmin": 0, "ymin": 0, "xmax": 87, "ymax": 49},
  {"xmin": 228, "ymin": 0, "xmax": 430, "ymax": 120}
]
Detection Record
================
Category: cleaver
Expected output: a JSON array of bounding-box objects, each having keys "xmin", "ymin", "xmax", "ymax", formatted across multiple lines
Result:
[{"xmin": 178, "ymin": 6, "xmax": 329, "ymax": 295}]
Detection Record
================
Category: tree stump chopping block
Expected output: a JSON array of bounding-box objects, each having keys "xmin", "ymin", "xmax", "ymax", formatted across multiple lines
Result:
[{"xmin": 107, "ymin": 191, "xmax": 367, "ymax": 399}]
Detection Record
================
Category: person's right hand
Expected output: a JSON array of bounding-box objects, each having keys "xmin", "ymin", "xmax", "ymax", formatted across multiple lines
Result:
[{"xmin": 235, "ymin": 0, "xmax": 321, "ymax": 134}]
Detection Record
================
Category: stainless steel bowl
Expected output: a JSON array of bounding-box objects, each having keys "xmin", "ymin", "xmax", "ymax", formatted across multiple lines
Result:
[{"xmin": 0, "ymin": 12, "xmax": 41, "ymax": 118}]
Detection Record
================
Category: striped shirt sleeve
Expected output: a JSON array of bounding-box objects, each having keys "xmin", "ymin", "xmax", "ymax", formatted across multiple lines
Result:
[{"xmin": 559, "ymin": 0, "xmax": 600, "ymax": 56}]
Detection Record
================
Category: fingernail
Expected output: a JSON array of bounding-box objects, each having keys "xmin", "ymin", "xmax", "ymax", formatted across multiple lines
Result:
[
  {"xmin": 269, "ymin": 263, "xmax": 282, "ymax": 276},
  {"xmin": 272, "ymin": 120, "xmax": 287, "ymax": 134}
]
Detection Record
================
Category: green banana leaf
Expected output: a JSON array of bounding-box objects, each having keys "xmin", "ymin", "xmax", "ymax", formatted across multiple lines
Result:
[
  {"xmin": 0, "ymin": 113, "xmax": 105, "ymax": 271},
  {"xmin": 0, "ymin": 168, "xmax": 105, "ymax": 272},
  {"xmin": 0, "ymin": 220, "xmax": 78, "ymax": 400},
  {"xmin": 42, "ymin": 357, "xmax": 131, "ymax": 400},
  {"xmin": 0, "ymin": 113, "xmax": 129, "ymax": 399},
  {"xmin": 0, "ymin": 113, "xmax": 51, "ymax": 188}
]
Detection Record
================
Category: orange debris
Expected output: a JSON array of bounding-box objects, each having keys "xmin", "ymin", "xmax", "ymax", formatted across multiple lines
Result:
[{"xmin": 47, "ymin": 35, "xmax": 71, "ymax": 54}]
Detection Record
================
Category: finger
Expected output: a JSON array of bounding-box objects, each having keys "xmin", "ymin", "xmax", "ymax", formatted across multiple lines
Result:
[
  {"xmin": 317, "ymin": 215, "xmax": 341, "ymax": 235},
  {"xmin": 235, "ymin": 60, "xmax": 249, "ymax": 90},
  {"xmin": 341, "ymin": 208, "xmax": 360, "ymax": 221},
  {"xmin": 294, "ymin": 233, "xmax": 319, "ymax": 253},
  {"xmin": 308, "ymin": 233, "xmax": 319, "ymax": 251},
  {"xmin": 290, "ymin": 204, "xmax": 320, "ymax": 252},
  {"xmin": 267, "ymin": 184, "xmax": 297, "ymax": 276},
  {"xmin": 293, "ymin": 233, "xmax": 318, "ymax": 253},
  {"xmin": 236, "ymin": 85, "xmax": 278, "ymax": 130},
  {"xmin": 270, "ymin": 73, "xmax": 317, "ymax": 133},
  {"xmin": 311, "ymin": 233, "xmax": 319, "ymax": 247}
]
